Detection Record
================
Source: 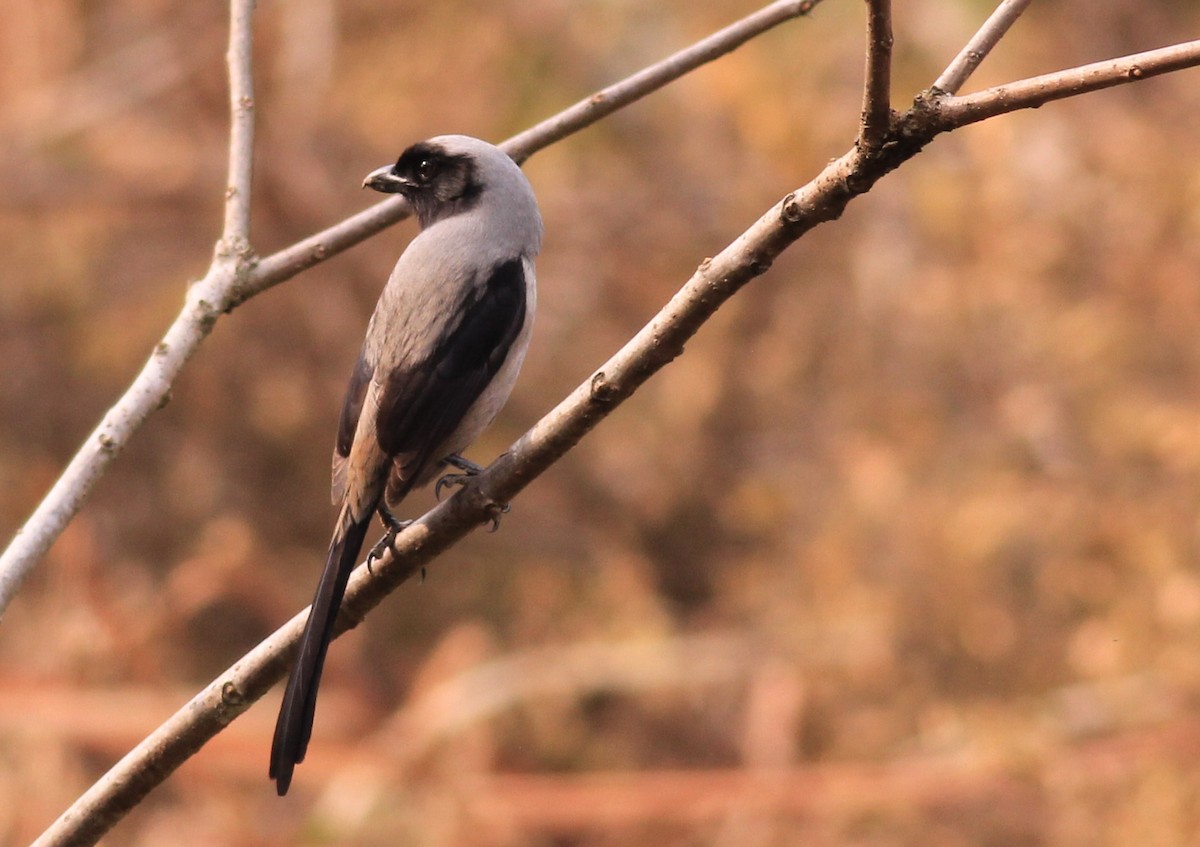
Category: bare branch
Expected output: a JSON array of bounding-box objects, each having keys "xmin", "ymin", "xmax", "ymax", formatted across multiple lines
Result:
[
  {"xmin": 504, "ymin": 0, "xmax": 824, "ymax": 163},
  {"xmin": 30, "ymin": 136, "xmax": 870, "ymax": 846},
  {"xmin": 935, "ymin": 39, "xmax": 1200, "ymax": 128},
  {"xmin": 243, "ymin": 0, "xmax": 826, "ymax": 304},
  {"xmin": 933, "ymin": 0, "xmax": 1033, "ymax": 95},
  {"xmin": 0, "ymin": 0, "xmax": 825, "ymax": 616},
  {"xmin": 860, "ymin": 0, "xmax": 894, "ymax": 148},
  {"xmin": 0, "ymin": 0, "xmax": 263, "ymax": 618},
  {"xmin": 30, "ymin": 614, "xmax": 296, "ymax": 847},
  {"xmin": 221, "ymin": 0, "xmax": 256, "ymax": 251}
]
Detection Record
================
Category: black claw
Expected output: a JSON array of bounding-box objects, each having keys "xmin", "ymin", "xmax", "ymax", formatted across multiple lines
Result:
[
  {"xmin": 485, "ymin": 501, "xmax": 512, "ymax": 532},
  {"xmin": 437, "ymin": 454, "xmax": 486, "ymax": 501},
  {"xmin": 435, "ymin": 472, "xmax": 470, "ymax": 501},
  {"xmin": 367, "ymin": 506, "xmax": 411, "ymax": 571},
  {"xmin": 365, "ymin": 532, "xmax": 393, "ymax": 573},
  {"xmin": 437, "ymin": 454, "xmax": 511, "ymax": 530}
]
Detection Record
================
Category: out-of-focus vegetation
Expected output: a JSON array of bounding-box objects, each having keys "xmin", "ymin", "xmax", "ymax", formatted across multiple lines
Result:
[{"xmin": 3, "ymin": 0, "xmax": 1200, "ymax": 844}]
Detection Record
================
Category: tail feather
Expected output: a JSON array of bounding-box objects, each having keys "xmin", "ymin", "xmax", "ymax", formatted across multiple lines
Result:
[{"xmin": 270, "ymin": 510, "xmax": 372, "ymax": 795}]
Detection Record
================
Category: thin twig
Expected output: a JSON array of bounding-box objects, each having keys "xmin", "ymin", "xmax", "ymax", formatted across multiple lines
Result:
[
  {"xmin": 221, "ymin": 0, "xmax": 255, "ymax": 251},
  {"xmin": 0, "ymin": 0, "xmax": 825, "ymax": 617},
  {"xmin": 860, "ymin": 0, "xmax": 894, "ymax": 148},
  {"xmin": 935, "ymin": 39, "xmax": 1200, "ymax": 127},
  {"xmin": 243, "ymin": 0, "xmax": 825, "ymax": 303},
  {"xmin": 0, "ymin": 4, "xmax": 263, "ymax": 619},
  {"xmin": 503, "ymin": 0, "xmax": 822, "ymax": 163},
  {"xmin": 933, "ymin": 0, "xmax": 1034, "ymax": 95}
]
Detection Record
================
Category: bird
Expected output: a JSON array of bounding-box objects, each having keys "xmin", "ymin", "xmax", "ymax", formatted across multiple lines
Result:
[{"xmin": 269, "ymin": 135, "xmax": 542, "ymax": 795}]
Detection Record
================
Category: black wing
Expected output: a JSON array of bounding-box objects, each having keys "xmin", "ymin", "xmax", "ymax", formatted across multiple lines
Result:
[
  {"xmin": 336, "ymin": 349, "xmax": 372, "ymax": 460},
  {"xmin": 331, "ymin": 349, "xmax": 373, "ymax": 503},
  {"xmin": 375, "ymin": 257, "xmax": 527, "ymax": 499}
]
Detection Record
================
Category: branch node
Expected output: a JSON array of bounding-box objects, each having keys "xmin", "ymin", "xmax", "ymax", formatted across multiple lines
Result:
[
  {"xmin": 780, "ymin": 194, "xmax": 804, "ymax": 224},
  {"xmin": 195, "ymin": 305, "xmax": 218, "ymax": 333},
  {"xmin": 221, "ymin": 681, "xmax": 246, "ymax": 707},
  {"xmin": 589, "ymin": 371, "xmax": 618, "ymax": 405}
]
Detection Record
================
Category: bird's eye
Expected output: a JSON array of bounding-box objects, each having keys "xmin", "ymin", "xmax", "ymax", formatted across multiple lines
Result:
[{"xmin": 416, "ymin": 158, "xmax": 438, "ymax": 183}]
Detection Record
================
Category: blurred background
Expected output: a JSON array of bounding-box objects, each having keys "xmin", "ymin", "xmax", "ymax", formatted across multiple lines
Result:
[{"xmin": 2, "ymin": 0, "xmax": 1200, "ymax": 844}]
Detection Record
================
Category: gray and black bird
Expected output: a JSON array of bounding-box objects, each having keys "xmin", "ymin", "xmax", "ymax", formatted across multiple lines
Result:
[{"xmin": 270, "ymin": 135, "xmax": 542, "ymax": 795}]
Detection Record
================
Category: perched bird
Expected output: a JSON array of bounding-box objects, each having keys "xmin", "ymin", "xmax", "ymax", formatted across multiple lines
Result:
[{"xmin": 270, "ymin": 135, "xmax": 542, "ymax": 795}]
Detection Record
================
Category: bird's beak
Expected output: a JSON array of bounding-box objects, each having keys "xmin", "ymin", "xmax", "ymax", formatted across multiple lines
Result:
[{"xmin": 362, "ymin": 165, "xmax": 412, "ymax": 193}]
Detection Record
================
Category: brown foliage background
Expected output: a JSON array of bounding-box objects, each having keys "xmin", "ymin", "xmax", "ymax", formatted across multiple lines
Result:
[{"xmin": 2, "ymin": 1, "xmax": 1200, "ymax": 844}]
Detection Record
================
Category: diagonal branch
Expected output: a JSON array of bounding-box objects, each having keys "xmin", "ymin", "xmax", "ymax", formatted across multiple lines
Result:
[
  {"xmin": 503, "ymin": 0, "xmax": 823, "ymax": 163},
  {"xmin": 860, "ymin": 0, "xmax": 894, "ymax": 148},
  {"xmin": 33, "ymin": 37, "xmax": 1200, "ymax": 842},
  {"xmin": 29, "ymin": 140, "xmax": 874, "ymax": 847},
  {"xmin": 933, "ymin": 0, "xmax": 1033, "ymax": 95},
  {"xmin": 241, "ymin": 0, "xmax": 826, "ymax": 303},
  {"xmin": 933, "ymin": 39, "xmax": 1200, "ymax": 128},
  {"xmin": 0, "ymin": 0, "xmax": 826, "ymax": 618}
]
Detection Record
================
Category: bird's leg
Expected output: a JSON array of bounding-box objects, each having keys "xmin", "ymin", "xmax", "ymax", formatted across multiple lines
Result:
[
  {"xmin": 436, "ymin": 454, "xmax": 511, "ymax": 532},
  {"xmin": 366, "ymin": 505, "xmax": 412, "ymax": 571},
  {"xmin": 435, "ymin": 453, "xmax": 483, "ymax": 499}
]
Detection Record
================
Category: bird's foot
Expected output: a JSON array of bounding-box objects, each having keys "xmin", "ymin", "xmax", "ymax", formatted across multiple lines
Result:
[
  {"xmin": 434, "ymin": 472, "xmax": 471, "ymax": 501},
  {"xmin": 435, "ymin": 454, "xmax": 484, "ymax": 500},
  {"xmin": 483, "ymin": 501, "xmax": 512, "ymax": 533},
  {"xmin": 436, "ymin": 454, "xmax": 511, "ymax": 532},
  {"xmin": 367, "ymin": 506, "xmax": 412, "ymax": 572}
]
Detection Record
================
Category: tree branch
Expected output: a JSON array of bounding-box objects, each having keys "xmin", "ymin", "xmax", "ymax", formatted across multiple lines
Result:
[
  {"xmin": 860, "ymin": 0, "xmax": 894, "ymax": 148},
  {"xmin": 30, "ymin": 138, "xmax": 868, "ymax": 847},
  {"xmin": 503, "ymin": 0, "xmax": 822, "ymax": 164},
  {"xmin": 933, "ymin": 0, "xmax": 1033, "ymax": 95},
  {"xmin": 0, "ymin": 2, "xmax": 262, "ymax": 618},
  {"xmin": 934, "ymin": 39, "xmax": 1200, "ymax": 128},
  {"xmin": 241, "ymin": 0, "xmax": 826, "ymax": 304},
  {"xmin": 220, "ymin": 0, "xmax": 255, "ymax": 252},
  {"xmin": 0, "ymin": 0, "xmax": 825, "ymax": 618}
]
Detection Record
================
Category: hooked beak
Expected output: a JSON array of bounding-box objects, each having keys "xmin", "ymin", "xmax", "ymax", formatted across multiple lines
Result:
[{"xmin": 362, "ymin": 165, "xmax": 412, "ymax": 193}]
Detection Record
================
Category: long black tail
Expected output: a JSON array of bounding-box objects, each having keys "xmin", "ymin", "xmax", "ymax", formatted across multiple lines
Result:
[{"xmin": 270, "ymin": 508, "xmax": 372, "ymax": 795}]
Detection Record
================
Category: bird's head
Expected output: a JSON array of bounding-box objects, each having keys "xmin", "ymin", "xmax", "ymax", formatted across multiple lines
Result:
[{"xmin": 363, "ymin": 135, "xmax": 538, "ymax": 238}]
